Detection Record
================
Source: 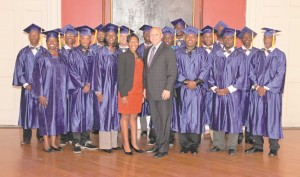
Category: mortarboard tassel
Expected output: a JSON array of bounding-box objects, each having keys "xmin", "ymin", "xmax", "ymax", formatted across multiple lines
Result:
[
  {"xmin": 251, "ymin": 31, "xmax": 254, "ymax": 48},
  {"xmin": 39, "ymin": 28, "xmax": 43, "ymax": 46},
  {"xmin": 174, "ymin": 30, "xmax": 176, "ymax": 46},
  {"xmin": 77, "ymin": 31, "xmax": 80, "ymax": 46},
  {"xmin": 118, "ymin": 27, "xmax": 120, "ymax": 43},
  {"xmin": 212, "ymin": 28, "xmax": 214, "ymax": 44},
  {"xmin": 234, "ymin": 29, "xmax": 236, "ymax": 47},
  {"xmin": 197, "ymin": 31, "xmax": 200, "ymax": 47},
  {"xmin": 58, "ymin": 32, "xmax": 62, "ymax": 49},
  {"xmin": 94, "ymin": 30, "xmax": 98, "ymax": 44},
  {"xmin": 63, "ymin": 33, "xmax": 66, "ymax": 46},
  {"xmin": 272, "ymin": 32, "xmax": 275, "ymax": 48}
]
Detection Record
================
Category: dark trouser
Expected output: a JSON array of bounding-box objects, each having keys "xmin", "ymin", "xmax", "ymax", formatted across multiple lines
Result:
[
  {"xmin": 213, "ymin": 130, "xmax": 238, "ymax": 150},
  {"xmin": 253, "ymin": 135, "xmax": 280, "ymax": 151},
  {"xmin": 23, "ymin": 128, "xmax": 41, "ymax": 141},
  {"xmin": 149, "ymin": 129, "xmax": 175, "ymax": 143},
  {"xmin": 140, "ymin": 116, "xmax": 148, "ymax": 131},
  {"xmin": 149, "ymin": 98, "xmax": 172, "ymax": 153},
  {"xmin": 169, "ymin": 130, "xmax": 175, "ymax": 143},
  {"xmin": 179, "ymin": 133, "xmax": 201, "ymax": 148},
  {"xmin": 72, "ymin": 132, "xmax": 90, "ymax": 146},
  {"xmin": 61, "ymin": 132, "xmax": 73, "ymax": 142},
  {"xmin": 149, "ymin": 128, "xmax": 156, "ymax": 141}
]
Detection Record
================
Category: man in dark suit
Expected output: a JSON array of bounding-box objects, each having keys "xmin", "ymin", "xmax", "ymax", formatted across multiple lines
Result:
[{"xmin": 144, "ymin": 27, "xmax": 178, "ymax": 158}]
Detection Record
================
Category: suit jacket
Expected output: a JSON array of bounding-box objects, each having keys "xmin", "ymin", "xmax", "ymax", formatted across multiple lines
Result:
[
  {"xmin": 118, "ymin": 50, "xmax": 144, "ymax": 97},
  {"xmin": 143, "ymin": 42, "xmax": 178, "ymax": 100}
]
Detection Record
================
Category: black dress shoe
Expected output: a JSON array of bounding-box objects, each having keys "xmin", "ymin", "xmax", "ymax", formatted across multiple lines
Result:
[
  {"xmin": 245, "ymin": 147, "xmax": 263, "ymax": 154},
  {"xmin": 38, "ymin": 138, "xmax": 44, "ymax": 144},
  {"xmin": 102, "ymin": 149, "xmax": 113, "ymax": 153},
  {"xmin": 43, "ymin": 148, "xmax": 54, "ymax": 153},
  {"xmin": 228, "ymin": 149, "xmax": 236, "ymax": 156},
  {"xmin": 146, "ymin": 147, "xmax": 158, "ymax": 153},
  {"xmin": 112, "ymin": 147, "xmax": 122, "ymax": 150},
  {"xmin": 20, "ymin": 140, "xmax": 31, "ymax": 145},
  {"xmin": 190, "ymin": 147, "xmax": 198, "ymax": 155},
  {"xmin": 268, "ymin": 149, "xmax": 278, "ymax": 156},
  {"xmin": 245, "ymin": 139, "xmax": 254, "ymax": 144},
  {"xmin": 140, "ymin": 131, "xmax": 147, "ymax": 136},
  {"xmin": 51, "ymin": 146, "xmax": 63, "ymax": 151},
  {"xmin": 209, "ymin": 146, "xmax": 222, "ymax": 152},
  {"xmin": 154, "ymin": 152, "xmax": 168, "ymax": 158},
  {"xmin": 148, "ymin": 140, "xmax": 156, "ymax": 145},
  {"xmin": 180, "ymin": 146, "xmax": 190, "ymax": 154}
]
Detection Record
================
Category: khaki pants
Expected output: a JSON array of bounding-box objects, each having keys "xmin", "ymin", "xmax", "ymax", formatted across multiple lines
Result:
[{"xmin": 99, "ymin": 131, "xmax": 118, "ymax": 149}]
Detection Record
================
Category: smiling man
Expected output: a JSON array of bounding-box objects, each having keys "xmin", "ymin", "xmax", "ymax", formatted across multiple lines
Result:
[
  {"xmin": 245, "ymin": 28, "xmax": 286, "ymax": 157},
  {"xmin": 144, "ymin": 27, "xmax": 177, "ymax": 158},
  {"xmin": 13, "ymin": 24, "xmax": 47, "ymax": 145},
  {"xmin": 173, "ymin": 26, "xmax": 210, "ymax": 155},
  {"xmin": 236, "ymin": 26, "xmax": 260, "ymax": 145},
  {"xmin": 208, "ymin": 28, "xmax": 247, "ymax": 156}
]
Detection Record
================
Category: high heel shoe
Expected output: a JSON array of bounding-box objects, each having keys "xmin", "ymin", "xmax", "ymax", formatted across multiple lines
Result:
[
  {"xmin": 122, "ymin": 145, "xmax": 133, "ymax": 155},
  {"xmin": 51, "ymin": 146, "xmax": 63, "ymax": 151},
  {"xmin": 130, "ymin": 143, "xmax": 143, "ymax": 153},
  {"xmin": 43, "ymin": 147, "xmax": 54, "ymax": 153}
]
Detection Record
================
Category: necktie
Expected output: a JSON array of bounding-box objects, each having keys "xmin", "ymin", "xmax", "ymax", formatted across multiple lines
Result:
[
  {"xmin": 243, "ymin": 49, "xmax": 251, "ymax": 52},
  {"xmin": 148, "ymin": 47, "xmax": 156, "ymax": 67}
]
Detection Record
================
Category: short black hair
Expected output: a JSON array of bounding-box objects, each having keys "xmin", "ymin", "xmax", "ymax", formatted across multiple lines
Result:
[{"xmin": 127, "ymin": 33, "xmax": 139, "ymax": 43}]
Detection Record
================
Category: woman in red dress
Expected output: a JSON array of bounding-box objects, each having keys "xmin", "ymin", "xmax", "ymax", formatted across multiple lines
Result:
[{"xmin": 118, "ymin": 33, "xmax": 144, "ymax": 155}]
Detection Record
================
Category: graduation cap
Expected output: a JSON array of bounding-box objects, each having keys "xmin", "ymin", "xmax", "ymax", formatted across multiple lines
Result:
[
  {"xmin": 262, "ymin": 27, "xmax": 281, "ymax": 48},
  {"xmin": 61, "ymin": 24, "xmax": 77, "ymax": 36},
  {"xmin": 23, "ymin": 23, "xmax": 45, "ymax": 34},
  {"xmin": 214, "ymin": 21, "xmax": 228, "ymax": 32},
  {"xmin": 171, "ymin": 18, "xmax": 187, "ymax": 27},
  {"xmin": 237, "ymin": 26, "xmax": 257, "ymax": 47},
  {"xmin": 95, "ymin": 24, "xmax": 104, "ymax": 31},
  {"xmin": 24, "ymin": 23, "xmax": 45, "ymax": 46},
  {"xmin": 120, "ymin": 25, "xmax": 134, "ymax": 34},
  {"xmin": 238, "ymin": 26, "xmax": 257, "ymax": 39},
  {"xmin": 220, "ymin": 27, "xmax": 240, "ymax": 47},
  {"xmin": 43, "ymin": 29, "xmax": 63, "ymax": 49},
  {"xmin": 93, "ymin": 24, "xmax": 104, "ymax": 44},
  {"xmin": 182, "ymin": 26, "xmax": 202, "ymax": 47},
  {"xmin": 102, "ymin": 23, "xmax": 118, "ymax": 33},
  {"xmin": 139, "ymin": 25, "xmax": 152, "ymax": 32},
  {"xmin": 200, "ymin": 25, "xmax": 215, "ymax": 43},
  {"xmin": 75, "ymin": 25, "xmax": 95, "ymax": 36},
  {"xmin": 75, "ymin": 26, "xmax": 95, "ymax": 46},
  {"xmin": 162, "ymin": 26, "xmax": 175, "ymax": 35},
  {"xmin": 43, "ymin": 29, "xmax": 61, "ymax": 39}
]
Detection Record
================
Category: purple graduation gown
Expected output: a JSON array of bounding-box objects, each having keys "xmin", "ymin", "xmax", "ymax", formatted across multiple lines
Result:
[
  {"xmin": 172, "ymin": 47, "xmax": 211, "ymax": 134},
  {"xmin": 31, "ymin": 51, "xmax": 68, "ymax": 136},
  {"xmin": 137, "ymin": 43, "xmax": 151, "ymax": 117},
  {"xmin": 248, "ymin": 48, "xmax": 286, "ymax": 139},
  {"xmin": 203, "ymin": 43, "xmax": 221, "ymax": 126},
  {"xmin": 91, "ymin": 46, "xmax": 121, "ymax": 132},
  {"xmin": 90, "ymin": 43, "xmax": 103, "ymax": 56},
  {"xmin": 208, "ymin": 48, "xmax": 247, "ymax": 133},
  {"xmin": 68, "ymin": 46, "xmax": 95, "ymax": 133},
  {"xmin": 237, "ymin": 47, "xmax": 260, "ymax": 127},
  {"xmin": 12, "ymin": 46, "xmax": 47, "ymax": 129}
]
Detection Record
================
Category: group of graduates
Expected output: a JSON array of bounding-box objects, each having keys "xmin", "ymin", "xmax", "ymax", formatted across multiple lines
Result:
[{"xmin": 13, "ymin": 17, "xmax": 286, "ymax": 157}]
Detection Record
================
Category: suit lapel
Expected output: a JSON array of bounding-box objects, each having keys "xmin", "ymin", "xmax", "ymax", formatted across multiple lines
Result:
[{"xmin": 149, "ymin": 43, "xmax": 164, "ymax": 68}]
